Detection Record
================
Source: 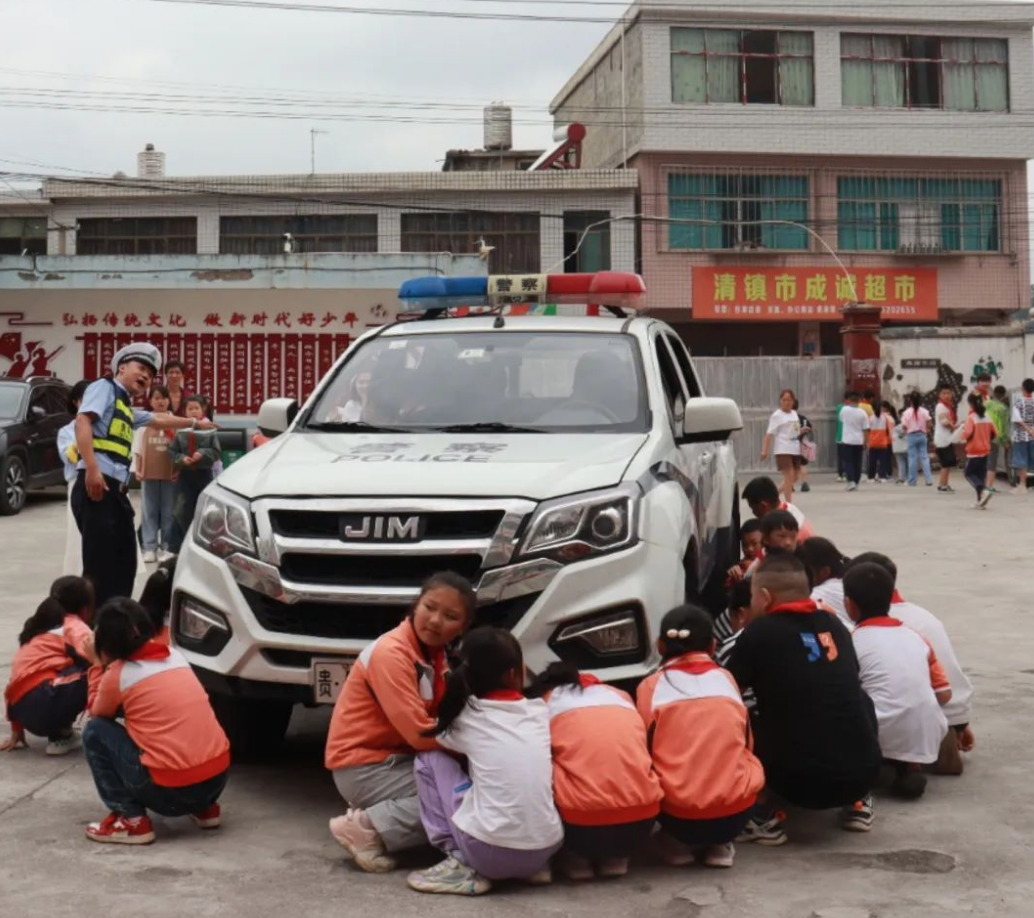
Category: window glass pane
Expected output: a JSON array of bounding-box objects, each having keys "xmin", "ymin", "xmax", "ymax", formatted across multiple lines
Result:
[
  {"xmin": 779, "ymin": 31, "xmax": 813, "ymax": 55},
  {"xmin": 873, "ymin": 35, "xmax": 905, "ymax": 58},
  {"xmin": 705, "ymin": 29, "xmax": 739, "ymax": 53},
  {"xmin": 780, "ymin": 57, "xmax": 813, "ymax": 105},
  {"xmin": 874, "ymin": 61, "xmax": 906, "ymax": 106},
  {"xmin": 842, "ymin": 60, "xmax": 873, "ymax": 105},
  {"xmin": 24, "ymin": 218, "xmax": 47, "ymax": 238},
  {"xmin": 745, "ymin": 57, "xmax": 777, "ymax": 103},
  {"xmin": 975, "ymin": 38, "xmax": 1007, "ymax": 63},
  {"xmin": 909, "ymin": 59, "xmax": 941, "ymax": 107},
  {"xmin": 708, "ymin": 56, "xmax": 740, "ymax": 102},
  {"xmin": 944, "ymin": 63, "xmax": 977, "ymax": 111},
  {"xmin": 671, "ymin": 27, "xmax": 704, "ymax": 53},
  {"xmin": 841, "ymin": 34, "xmax": 871, "ymax": 57},
  {"xmin": 908, "ymin": 36, "xmax": 940, "ymax": 59},
  {"xmin": 742, "ymin": 31, "xmax": 776, "ymax": 55},
  {"xmin": 942, "ymin": 37, "xmax": 974, "ymax": 62},
  {"xmin": 0, "ymin": 218, "xmax": 24, "ymax": 237},
  {"xmin": 672, "ymin": 54, "xmax": 707, "ymax": 103},
  {"xmin": 975, "ymin": 63, "xmax": 1008, "ymax": 110}
]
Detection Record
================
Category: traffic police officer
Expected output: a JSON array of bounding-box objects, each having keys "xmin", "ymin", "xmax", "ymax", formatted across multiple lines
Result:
[{"xmin": 72, "ymin": 343, "xmax": 214, "ymax": 605}]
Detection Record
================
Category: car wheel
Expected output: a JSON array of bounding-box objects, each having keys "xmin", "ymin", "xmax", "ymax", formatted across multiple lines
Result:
[{"xmin": 0, "ymin": 454, "xmax": 28, "ymax": 516}]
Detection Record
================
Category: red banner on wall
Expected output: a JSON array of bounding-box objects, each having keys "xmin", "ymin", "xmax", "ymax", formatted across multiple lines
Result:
[
  {"xmin": 232, "ymin": 335, "xmax": 250, "ymax": 413},
  {"xmin": 216, "ymin": 335, "xmax": 232, "ymax": 411},
  {"xmin": 691, "ymin": 267, "xmax": 938, "ymax": 322}
]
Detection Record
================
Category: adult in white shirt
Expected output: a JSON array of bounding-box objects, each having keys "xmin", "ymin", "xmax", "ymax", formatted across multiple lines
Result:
[
  {"xmin": 932, "ymin": 386, "xmax": 960, "ymax": 493},
  {"xmin": 839, "ymin": 392, "xmax": 870, "ymax": 491},
  {"xmin": 760, "ymin": 389, "xmax": 804, "ymax": 504}
]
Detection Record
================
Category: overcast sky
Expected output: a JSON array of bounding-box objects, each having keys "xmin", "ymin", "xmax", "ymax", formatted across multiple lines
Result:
[{"xmin": 0, "ymin": 0, "xmax": 615, "ymax": 177}]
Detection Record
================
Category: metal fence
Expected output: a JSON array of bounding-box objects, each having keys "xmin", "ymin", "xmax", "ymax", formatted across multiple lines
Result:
[{"xmin": 694, "ymin": 356, "xmax": 845, "ymax": 473}]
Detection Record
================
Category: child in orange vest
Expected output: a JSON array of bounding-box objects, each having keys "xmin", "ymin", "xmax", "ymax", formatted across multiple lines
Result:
[
  {"xmin": 3, "ymin": 577, "xmax": 95, "ymax": 755},
  {"xmin": 82, "ymin": 598, "xmax": 230, "ymax": 845},
  {"xmin": 637, "ymin": 604, "xmax": 764, "ymax": 870},
  {"xmin": 526, "ymin": 662, "xmax": 662, "ymax": 881}
]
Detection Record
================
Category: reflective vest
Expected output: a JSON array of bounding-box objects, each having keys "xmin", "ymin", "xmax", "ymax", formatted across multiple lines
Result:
[{"xmin": 92, "ymin": 379, "xmax": 135, "ymax": 467}]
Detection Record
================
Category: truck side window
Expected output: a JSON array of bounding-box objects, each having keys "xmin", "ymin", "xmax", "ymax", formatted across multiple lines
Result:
[
  {"xmin": 665, "ymin": 334, "xmax": 702, "ymax": 399},
  {"xmin": 654, "ymin": 337, "xmax": 686, "ymax": 424}
]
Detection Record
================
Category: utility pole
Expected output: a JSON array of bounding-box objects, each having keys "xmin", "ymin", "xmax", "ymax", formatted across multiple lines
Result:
[{"xmin": 310, "ymin": 128, "xmax": 328, "ymax": 174}]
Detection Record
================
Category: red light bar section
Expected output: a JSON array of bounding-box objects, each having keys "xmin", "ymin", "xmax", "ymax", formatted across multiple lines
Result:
[{"xmin": 545, "ymin": 272, "xmax": 646, "ymax": 307}]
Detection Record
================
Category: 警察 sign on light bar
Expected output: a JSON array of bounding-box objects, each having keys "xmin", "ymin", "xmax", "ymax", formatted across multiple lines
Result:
[{"xmin": 398, "ymin": 271, "xmax": 647, "ymax": 310}]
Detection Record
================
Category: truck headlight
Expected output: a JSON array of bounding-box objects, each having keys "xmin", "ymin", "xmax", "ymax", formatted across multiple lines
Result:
[
  {"xmin": 193, "ymin": 485, "xmax": 256, "ymax": 558},
  {"xmin": 518, "ymin": 485, "xmax": 639, "ymax": 563}
]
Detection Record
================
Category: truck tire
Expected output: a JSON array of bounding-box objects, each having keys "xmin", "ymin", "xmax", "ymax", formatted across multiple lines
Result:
[
  {"xmin": 210, "ymin": 694, "xmax": 293, "ymax": 761},
  {"xmin": 0, "ymin": 454, "xmax": 28, "ymax": 516}
]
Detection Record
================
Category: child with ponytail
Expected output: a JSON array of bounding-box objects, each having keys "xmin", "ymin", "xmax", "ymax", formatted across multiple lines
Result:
[
  {"xmin": 408, "ymin": 627, "xmax": 563, "ymax": 897},
  {"xmin": 526, "ymin": 662, "xmax": 661, "ymax": 881},
  {"xmin": 637, "ymin": 604, "xmax": 764, "ymax": 869}
]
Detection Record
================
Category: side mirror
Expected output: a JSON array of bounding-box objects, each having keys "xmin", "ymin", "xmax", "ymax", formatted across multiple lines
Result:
[
  {"xmin": 29, "ymin": 405, "xmax": 47, "ymax": 421},
  {"xmin": 681, "ymin": 397, "xmax": 743, "ymax": 444},
  {"xmin": 257, "ymin": 398, "xmax": 299, "ymax": 437}
]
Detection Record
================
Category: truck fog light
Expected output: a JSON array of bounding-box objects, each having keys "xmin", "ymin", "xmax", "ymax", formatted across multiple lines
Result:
[
  {"xmin": 175, "ymin": 597, "xmax": 231, "ymax": 656},
  {"xmin": 555, "ymin": 611, "xmax": 640, "ymax": 655}
]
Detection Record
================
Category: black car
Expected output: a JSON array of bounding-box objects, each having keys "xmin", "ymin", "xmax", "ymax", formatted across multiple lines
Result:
[{"xmin": 0, "ymin": 377, "xmax": 73, "ymax": 515}]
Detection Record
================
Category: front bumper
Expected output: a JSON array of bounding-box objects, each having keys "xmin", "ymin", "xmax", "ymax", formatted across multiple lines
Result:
[{"xmin": 172, "ymin": 534, "xmax": 684, "ymax": 700}]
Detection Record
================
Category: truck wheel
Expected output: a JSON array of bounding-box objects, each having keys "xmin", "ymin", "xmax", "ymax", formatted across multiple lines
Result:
[
  {"xmin": 210, "ymin": 695, "xmax": 293, "ymax": 761},
  {"xmin": 0, "ymin": 454, "xmax": 28, "ymax": 516}
]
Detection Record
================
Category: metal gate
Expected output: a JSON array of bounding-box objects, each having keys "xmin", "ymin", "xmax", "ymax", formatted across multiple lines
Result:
[{"xmin": 694, "ymin": 357, "xmax": 845, "ymax": 473}]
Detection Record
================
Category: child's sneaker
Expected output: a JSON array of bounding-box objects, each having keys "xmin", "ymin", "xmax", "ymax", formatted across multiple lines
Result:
[
  {"xmin": 190, "ymin": 803, "xmax": 221, "ymax": 829},
  {"xmin": 842, "ymin": 796, "xmax": 874, "ymax": 832},
  {"xmin": 979, "ymin": 490, "xmax": 994, "ymax": 508},
  {"xmin": 702, "ymin": 843, "xmax": 736, "ymax": 868},
  {"xmin": 85, "ymin": 813, "xmax": 155, "ymax": 845},
  {"xmin": 800, "ymin": 482, "xmax": 811, "ymax": 493},
  {"xmin": 525, "ymin": 866, "xmax": 553, "ymax": 886},
  {"xmin": 407, "ymin": 856, "xmax": 491, "ymax": 896},
  {"xmin": 329, "ymin": 811, "xmax": 396, "ymax": 873},
  {"xmin": 656, "ymin": 831, "xmax": 696, "ymax": 865},
  {"xmin": 558, "ymin": 851, "xmax": 594, "ymax": 881},
  {"xmin": 596, "ymin": 857, "xmax": 629, "ymax": 878},
  {"xmin": 737, "ymin": 810, "xmax": 788, "ymax": 846},
  {"xmin": 45, "ymin": 730, "xmax": 81, "ymax": 756}
]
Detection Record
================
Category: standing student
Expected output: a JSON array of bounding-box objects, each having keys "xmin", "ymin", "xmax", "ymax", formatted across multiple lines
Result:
[
  {"xmin": 82, "ymin": 598, "xmax": 230, "ymax": 844},
  {"xmin": 742, "ymin": 476, "xmax": 815, "ymax": 542},
  {"xmin": 797, "ymin": 537, "xmax": 852, "ymax": 631},
  {"xmin": 1011, "ymin": 379, "xmax": 1034, "ymax": 494},
  {"xmin": 638, "ymin": 605, "xmax": 763, "ymax": 870},
  {"xmin": 527, "ymin": 663, "xmax": 661, "ymax": 881},
  {"xmin": 326, "ymin": 574, "xmax": 475, "ymax": 873},
  {"xmin": 933, "ymin": 387, "xmax": 960, "ymax": 494},
  {"xmin": 73, "ymin": 344, "xmax": 213, "ymax": 606},
  {"xmin": 133, "ymin": 386, "xmax": 176, "ymax": 563},
  {"xmin": 760, "ymin": 389, "xmax": 802, "ymax": 504},
  {"xmin": 834, "ymin": 391, "xmax": 849, "ymax": 482},
  {"xmin": 866, "ymin": 400, "xmax": 894, "ymax": 483},
  {"xmin": 793, "ymin": 398, "xmax": 814, "ymax": 493},
  {"xmin": 839, "ymin": 392, "xmax": 869, "ymax": 491},
  {"xmin": 408, "ymin": 628, "xmax": 563, "ymax": 896},
  {"xmin": 57, "ymin": 380, "xmax": 91, "ymax": 577},
  {"xmin": 888, "ymin": 403, "xmax": 908, "ymax": 484},
  {"xmin": 843, "ymin": 564, "xmax": 951, "ymax": 800},
  {"xmin": 2, "ymin": 577, "xmax": 95, "ymax": 755},
  {"xmin": 900, "ymin": 392, "xmax": 934, "ymax": 487},
  {"xmin": 167, "ymin": 396, "xmax": 221, "ymax": 554},
  {"xmin": 729, "ymin": 554, "xmax": 881, "ymax": 839},
  {"xmin": 164, "ymin": 360, "xmax": 189, "ymax": 417},
  {"xmin": 985, "ymin": 386, "xmax": 1009, "ymax": 492},
  {"xmin": 962, "ymin": 393, "xmax": 996, "ymax": 509}
]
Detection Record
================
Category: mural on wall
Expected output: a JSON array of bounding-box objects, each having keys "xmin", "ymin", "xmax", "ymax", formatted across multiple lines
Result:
[
  {"xmin": 970, "ymin": 356, "xmax": 1004, "ymax": 382},
  {"xmin": 882, "ymin": 357, "xmax": 966, "ymax": 413}
]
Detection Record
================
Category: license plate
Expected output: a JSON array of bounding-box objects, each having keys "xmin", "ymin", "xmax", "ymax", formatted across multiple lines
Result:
[{"xmin": 312, "ymin": 658, "xmax": 354, "ymax": 705}]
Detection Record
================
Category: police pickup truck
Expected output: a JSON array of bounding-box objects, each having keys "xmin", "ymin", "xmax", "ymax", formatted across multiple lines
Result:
[{"xmin": 172, "ymin": 271, "xmax": 742, "ymax": 751}]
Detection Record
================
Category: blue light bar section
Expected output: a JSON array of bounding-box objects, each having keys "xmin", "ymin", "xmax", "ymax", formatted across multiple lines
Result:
[{"xmin": 398, "ymin": 275, "xmax": 489, "ymax": 308}]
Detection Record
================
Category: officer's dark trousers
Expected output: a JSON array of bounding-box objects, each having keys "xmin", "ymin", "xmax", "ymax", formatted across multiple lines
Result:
[{"xmin": 72, "ymin": 471, "xmax": 137, "ymax": 606}]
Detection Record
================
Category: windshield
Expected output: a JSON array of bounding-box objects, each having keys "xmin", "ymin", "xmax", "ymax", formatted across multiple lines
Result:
[
  {"xmin": 303, "ymin": 331, "xmax": 647, "ymax": 433},
  {"xmin": 0, "ymin": 383, "xmax": 25, "ymax": 419}
]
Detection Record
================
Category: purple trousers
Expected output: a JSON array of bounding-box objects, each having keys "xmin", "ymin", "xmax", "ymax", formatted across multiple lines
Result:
[{"xmin": 414, "ymin": 750, "xmax": 560, "ymax": 881}]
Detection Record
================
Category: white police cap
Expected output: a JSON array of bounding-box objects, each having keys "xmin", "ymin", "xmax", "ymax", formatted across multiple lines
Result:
[{"xmin": 111, "ymin": 342, "xmax": 162, "ymax": 376}]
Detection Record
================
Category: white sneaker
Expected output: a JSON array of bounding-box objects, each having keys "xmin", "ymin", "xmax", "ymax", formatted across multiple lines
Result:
[
  {"xmin": 158, "ymin": 550, "xmax": 176, "ymax": 562},
  {"xmin": 142, "ymin": 550, "xmax": 157, "ymax": 564},
  {"xmin": 46, "ymin": 730, "xmax": 82, "ymax": 756},
  {"xmin": 847, "ymin": 483, "xmax": 858, "ymax": 492},
  {"xmin": 979, "ymin": 490, "xmax": 994, "ymax": 508},
  {"xmin": 702, "ymin": 843, "xmax": 736, "ymax": 868},
  {"xmin": 407, "ymin": 856, "xmax": 492, "ymax": 896}
]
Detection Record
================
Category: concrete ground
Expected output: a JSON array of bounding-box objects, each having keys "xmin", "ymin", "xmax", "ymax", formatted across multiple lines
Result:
[{"xmin": 1, "ymin": 476, "xmax": 1032, "ymax": 918}]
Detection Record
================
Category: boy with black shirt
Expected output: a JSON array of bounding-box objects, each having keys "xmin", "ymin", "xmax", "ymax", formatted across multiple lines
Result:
[{"xmin": 728, "ymin": 554, "xmax": 881, "ymax": 840}]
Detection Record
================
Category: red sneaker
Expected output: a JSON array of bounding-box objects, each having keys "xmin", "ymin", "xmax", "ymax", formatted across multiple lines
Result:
[
  {"xmin": 85, "ymin": 813, "xmax": 155, "ymax": 845},
  {"xmin": 190, "ymin": 803, "xmax": 221, "ymax": 829}
]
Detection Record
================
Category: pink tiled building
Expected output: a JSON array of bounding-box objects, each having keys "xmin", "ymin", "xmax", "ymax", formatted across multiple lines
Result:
[{"xmin": 551, "ymin": 0, "xmax": 1034, "ymax": 354}]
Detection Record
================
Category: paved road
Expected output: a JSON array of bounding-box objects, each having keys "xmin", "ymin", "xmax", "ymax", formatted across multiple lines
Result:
[{"xmin": 1, "ymin": 478, "xmax": 1031, "ymax": 918}]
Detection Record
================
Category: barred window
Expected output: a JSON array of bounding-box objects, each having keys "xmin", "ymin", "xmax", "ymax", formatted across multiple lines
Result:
[
  {"xmin": 0, "ymin": 217, "xmax": 47, "ymax": 255},
  {"xmin": 220, "ymin": 214, "xmax": 377, "ymax": 255},
  {"xmin": 77, "ymin": 217, "xmax": 197, "ymax": 255},
  {"xmin": 401, "ymin": 212, "xmax": 540, "ymax": 274}
]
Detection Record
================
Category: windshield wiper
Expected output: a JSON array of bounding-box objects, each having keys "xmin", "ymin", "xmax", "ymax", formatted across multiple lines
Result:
[
  {"xmin": 436, "ymin": 422, "xmax": 545, "ymax": 433},
  {"xmin": 306, "ymin": 420, "xmax": 408, "ymax": 433}
]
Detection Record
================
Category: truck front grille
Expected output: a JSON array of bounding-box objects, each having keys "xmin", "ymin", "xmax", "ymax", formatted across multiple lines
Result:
[
  {"xmin": 278, "ymin": 553, "xmax": 483, "ymax": 588},
  {"xmin": 269, "ymin": 509, "xmax": 505, "ymax": 540}
]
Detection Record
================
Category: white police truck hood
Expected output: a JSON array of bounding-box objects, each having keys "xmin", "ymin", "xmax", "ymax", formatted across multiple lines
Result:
[{"xmin": 219, "ymin": 431, "xmax": 649, "ymax": 502}]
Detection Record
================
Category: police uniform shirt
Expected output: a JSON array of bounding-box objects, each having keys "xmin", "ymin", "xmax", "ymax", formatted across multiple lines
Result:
[{"xmin": 76, "ymin": 379, "xmax": 154, "ymax": 485}]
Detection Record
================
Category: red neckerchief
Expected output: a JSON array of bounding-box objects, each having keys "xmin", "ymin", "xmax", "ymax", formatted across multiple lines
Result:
[
  {"xmin": 429, "ymin": 646, "xmax": 448, "ymax": 708},
  {"xmin": 855, "ymin": 616, "xmax": 903, "ymax": 628},
  {"xmin": 578, "ymin": 674, "xmax": 601, "ymax": 689},
  {"xmin": 891, "ymin": 591, "xmax": 905, "ymax": 605},
  {"xmin": 128, "ymin": 640, "xmax": 171, "ymax": 661},
  {"xmin": 940, "ymin": 396, "xmax": 956, "ymax": 426},
  {"xmin": 661, "ymin": 651, "xmax": 719, "ymax": 676},
  {"xmin": 483, "ymin": 689, "xmax": 524, "ymax": 702},
  {"xmin": 768, "ymin": 599, "xmax": 818, "ymax": 616}
]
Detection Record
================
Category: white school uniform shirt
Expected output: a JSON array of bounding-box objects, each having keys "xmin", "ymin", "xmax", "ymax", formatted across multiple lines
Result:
[
  {"xmin": 839, "ymin": 406, "xmax": 869, "ymax": 446},
  {"xmin": 891, "ymin": 600, "xmax": 973, "ymax": 727},
  {"xmin": 766, "ymin": 409, "xmax": 801, "ymax": 456},
  {"xmin": 811, "ymin": 578, "xmax": 852, "ymax": 631},
  {"xmin": 933, "ymin": 402, "xmax": 957, "ymax": 449},
  {"xmin": 438, "ymin": 696, "xmax": 563, "ymax": 851},
  {"xmin": 852, "ymin": 618, "xmax": 949, "ymax": 764}
]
